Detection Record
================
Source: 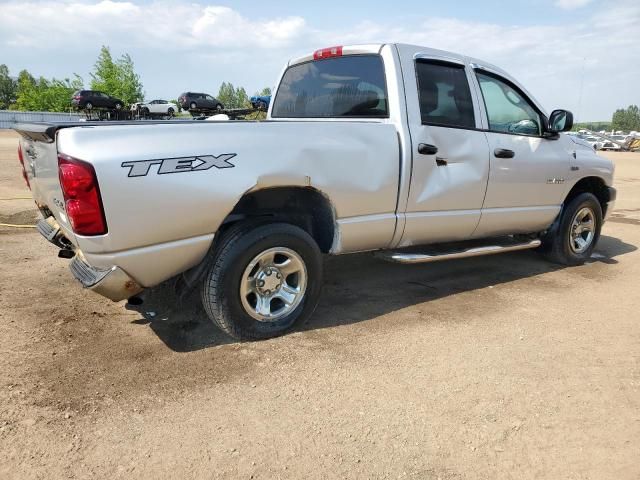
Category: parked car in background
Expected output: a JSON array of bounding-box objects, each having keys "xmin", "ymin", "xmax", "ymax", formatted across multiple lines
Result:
[
  {"xmin": 178, "ymin": 92, "xmax": 223, "ymax": 112},
  {"xmin": 250, "ymin": 95, "xmax": 271, "ymax": 110},
  {"xmin": 71, "ymin": 90, "xmax": 124, "ymax": 110},
  {"xmin": 131, "ymin": 99, "xmax": 177, "ymax": 117},
  {"xmin": 599, "ymin": 138, "xmax": 622, "ymax": 151},
  {"xmin": 583, "ymin": 136, "xmax": 600, "ymax": 149}
]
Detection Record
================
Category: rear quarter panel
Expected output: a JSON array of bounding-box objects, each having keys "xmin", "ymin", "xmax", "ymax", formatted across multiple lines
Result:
[{"xmin": 57, "ymin": 120, "xmax": 400, "ymax": 261}]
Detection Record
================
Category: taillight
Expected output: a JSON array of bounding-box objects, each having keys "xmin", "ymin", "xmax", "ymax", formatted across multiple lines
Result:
[
  {"xmin": 313, "ymin": 46, "xmax": 343, "ymax": 60},
  {"xmin": 17, "ymin": 144, "xmax": 31, "ymax": 189},
  {"xmin": 58, "ymin": 153, "xmax": 107, "ymax": 236}
]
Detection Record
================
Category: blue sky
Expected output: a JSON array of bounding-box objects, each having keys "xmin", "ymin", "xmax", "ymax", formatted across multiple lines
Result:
[{"xmin": 1, "ymin": 0, "xmax": 638, "ymax": 120}]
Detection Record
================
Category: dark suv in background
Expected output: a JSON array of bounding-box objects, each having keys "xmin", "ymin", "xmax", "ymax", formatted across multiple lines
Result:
[
  {"xmin": 178, "ymin": 92, "xmax": 224, "ymax": 112},
  {"xmin": 71, "ymin": 90, "xmax": 124, "ymax": 110}
]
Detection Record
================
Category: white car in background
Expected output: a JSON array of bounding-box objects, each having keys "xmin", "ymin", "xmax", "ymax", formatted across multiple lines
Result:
[
  {"xmin": 131, "ymin": 99, "xmax": 177, "ymax": 117},
  {"xmin": 599, "ymin": 135, "xmax": 625, "ymax": 151},
  {"xmin": 583, "ymin": 136, "xmax": 600, "ymax": 149}
]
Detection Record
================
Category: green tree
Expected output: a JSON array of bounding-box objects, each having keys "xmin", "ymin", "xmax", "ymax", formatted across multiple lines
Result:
[
  {"xmin": 235, "ymin": 86, "xmax": 249, "ymax": 108},
  {"xmin": 90, "ymin": 45, "xmax": 143, "ymax": 106},
  {"xmin": 0, "ymin": 64, "xmax": 17, "ymax": 109},
  {"xmin": 216, "ymin": 82, "xmax": 253, "ymax": 109},
  {"xmin": 14, "ymin": 69, "xmax": 83, "ymax": 112},
  {"xmin": 15, "ymin": 70, "xmax": 38, "ymax": 111},
  {"xmin": 612, "ymin": 105, "xmax": 640, "ymax": 132},
  {"xmin": 216, "ymin": 82, "xmax": 235, "ymax": 108},
  {"xmin": 256, "ymin": 87, "xmax": 272, "ymax": 96}
]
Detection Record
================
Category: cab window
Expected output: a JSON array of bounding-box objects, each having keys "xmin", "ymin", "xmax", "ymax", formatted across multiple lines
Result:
[
  {"xmin": 475, "ymin": 71, "xmax": 541, "ymax": 136},
  {"xmin": 416, "ymin": 60, "xmax": 475, "ymax": 129},
  {"xmin": 272, "ymin": 55, "xmax": 388, "ymax": 118}
]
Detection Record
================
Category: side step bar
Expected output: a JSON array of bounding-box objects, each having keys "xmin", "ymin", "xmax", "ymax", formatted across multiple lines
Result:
[{"xmin": 376, "ymin": 239, "xmax": 541, "ymax": 264}]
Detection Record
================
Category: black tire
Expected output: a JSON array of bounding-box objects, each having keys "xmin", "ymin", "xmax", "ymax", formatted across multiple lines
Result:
[
  {"xmin": 216, "ymin": 103, "xmax": 223, "ymax": 112},
  {"xmin": 190, "ymin": 102, "xmax": 197, "ymax": 110},
  {"xmin": 167, "ymin": 107, "xmax": 174, "ymax": 117},
  {"xmin": 84, "ymin": 101, "xmax": 93, "ymax": 110},
  {"xmin": 201, "ymin": 222, "xmax": 323, "ymax": 340},
  {"xmin": 258, "ymin": 100, "xmax": 267, "ymax": 111},
  {"xmin": 541, "ymin": 192, "xmax": 603, "ymax": 266},
  {"xmin": 115, "ymin": 102, "xmax": 122, "ymax": 110}
]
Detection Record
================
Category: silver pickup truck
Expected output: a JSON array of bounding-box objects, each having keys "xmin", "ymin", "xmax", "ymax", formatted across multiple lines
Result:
[{"xmin": 15, "ymin": 43, "xmax": 615, "ymax": 340}]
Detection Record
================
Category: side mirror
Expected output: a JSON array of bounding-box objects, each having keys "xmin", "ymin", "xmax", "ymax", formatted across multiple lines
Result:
[{"xmin": 548, "ymin": 109, "xmax": 574, "ymax": 133}]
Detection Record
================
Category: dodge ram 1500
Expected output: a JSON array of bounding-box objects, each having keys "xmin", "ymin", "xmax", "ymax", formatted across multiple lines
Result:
[{"xmin": 15, "ymin": 43, "xmax": 616, "ymax": 339}]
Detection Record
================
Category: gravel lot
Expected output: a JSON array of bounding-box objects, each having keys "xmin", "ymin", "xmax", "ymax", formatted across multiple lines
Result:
[{"xmin": 0, "ymin": 130, "xmax": 638, "ymax": 479}]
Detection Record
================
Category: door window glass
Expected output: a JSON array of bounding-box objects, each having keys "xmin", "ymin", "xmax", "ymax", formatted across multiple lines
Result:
[
  {"xmin": 476, "ymin": 72, "xmax": 541, "ymax": 136},
  {"xmin": 416, "ymin": 60, "xmax": 475, "ymax": 129}
]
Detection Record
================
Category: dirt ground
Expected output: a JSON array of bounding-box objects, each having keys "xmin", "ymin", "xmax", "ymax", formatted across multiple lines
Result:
[{"xmin": 0, "ymin": 129, "xmax": 638, "ymax": 479}]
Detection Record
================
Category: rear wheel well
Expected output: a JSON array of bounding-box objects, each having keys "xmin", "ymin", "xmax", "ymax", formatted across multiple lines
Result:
[
  {"xmin": 564, "ymin": 176, "xmax": 610, "ymax": 216},
  {"xmin": 222, "ymin": 187, "xmax": 335, "ymax": 253}
]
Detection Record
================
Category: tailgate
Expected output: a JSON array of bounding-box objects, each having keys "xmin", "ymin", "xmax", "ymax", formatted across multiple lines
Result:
[{"xmin": 14, "ymin": 122, "xmax": 78, "ymax": 245}]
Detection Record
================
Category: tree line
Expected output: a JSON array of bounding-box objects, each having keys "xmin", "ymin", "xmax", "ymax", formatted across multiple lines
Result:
[{"xmin": 0, "ymin": 45, "xmax": 271, "ymax": 113}]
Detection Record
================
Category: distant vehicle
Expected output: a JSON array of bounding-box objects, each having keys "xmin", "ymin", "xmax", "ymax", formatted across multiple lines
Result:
[
  {"xmin": 178, "ymin": 92, "xmax": 223, "ymax": 112},
  {"xmin": 583, "ymin": 136, "xmax": 600, "ymax": 149},
  {"xmin": 131, "ymin": 99, "xmax": 176, "ymax": 117},
  {"xmin": 71, "ymin": 90, "xmax": 124, "ymax": 111},
  {"xmin": 599, "ymin": 139, "xmax": 621, "ymax": 151},
  {"xmin": 250, "ymin": 95, "xmax": 271, "ymax": 110}
]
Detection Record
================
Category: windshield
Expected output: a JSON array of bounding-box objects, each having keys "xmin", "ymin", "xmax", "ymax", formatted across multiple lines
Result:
[{"xmin": 272, "ymin": 55, "xmax": 388, "ymax": 118}]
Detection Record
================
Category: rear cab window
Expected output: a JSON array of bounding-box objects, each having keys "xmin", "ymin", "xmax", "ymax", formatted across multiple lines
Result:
[{"xmin": 271, "ymin": 55, "xmax": 388, "ymax": 118}]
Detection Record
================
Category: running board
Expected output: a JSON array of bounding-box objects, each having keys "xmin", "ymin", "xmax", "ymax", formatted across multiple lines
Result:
[{"xmin": 376, "ymin": 239, "xmax": 541, "ymax": 264}]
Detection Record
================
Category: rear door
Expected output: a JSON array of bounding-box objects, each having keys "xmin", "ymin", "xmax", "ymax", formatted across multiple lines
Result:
[
  {"xmin": 470, "ymin": 69, "xmax": 570, "ymax": 237},
  {"xmin": 399, "ymin": 56, "xmax": 490, "ymax": 246}
]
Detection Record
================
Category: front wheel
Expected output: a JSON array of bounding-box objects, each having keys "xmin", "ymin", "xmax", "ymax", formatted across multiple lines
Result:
[
  {"xmin": 167, "ymin": 107, "xmax": 174, "ymax": 118},
  {"xmin": 201, "ymin": 222, "xmax": 323, "ymax": 340},
  {"xmin": 541, "ymin": 192, "xmax": 603, "ymax": 266}
]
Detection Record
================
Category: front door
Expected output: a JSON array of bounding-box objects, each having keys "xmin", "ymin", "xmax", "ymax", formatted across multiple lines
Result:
[
  {"xmin": 471, "ymin": 70, "xmax": 571, "ymax": 238},
  {"xmin": 400, "ymin": 58, "xmax": 490, "ymax": 247}
]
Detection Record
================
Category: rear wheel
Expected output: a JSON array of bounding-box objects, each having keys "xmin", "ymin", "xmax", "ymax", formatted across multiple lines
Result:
[
  {"xmin": 167, "ymin": 107, "xmax": 174, "ymax": 118},
  {"xmin": 201, "ymin": 222, "xmax": 322, "ymax": 340},
  {"xmin": 541, "ymin": 192, "xmax": 602, "ymax": 265},
  {"xmin": 115, "ymin": 102, "xmax": 122, "ymax": 110},
  {"xmin": 190, "ymin": 102, "xmax": 197, "ymax": 110},
  {"xmin": 216, "ymin": 103, "xmax": 223, "ymax": 112},
  {"xmin": 84, "ymin": 101, "xmax": 93, "ymax": 110}
]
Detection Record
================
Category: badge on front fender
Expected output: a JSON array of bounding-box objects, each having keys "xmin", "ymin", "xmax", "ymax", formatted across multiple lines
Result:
[{"xmin": 121, "ymin": 154, "xmax": 237, "ymax": 177}]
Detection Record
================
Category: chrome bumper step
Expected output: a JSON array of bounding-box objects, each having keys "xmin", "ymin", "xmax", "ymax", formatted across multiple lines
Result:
[{"xmin": 376, "ymin": 239, "xmax": 541, "ymax": 264}]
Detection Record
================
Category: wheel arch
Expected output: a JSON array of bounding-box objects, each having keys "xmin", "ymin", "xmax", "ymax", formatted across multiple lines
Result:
[
  {"xmin": 220, "ymin": 186, "xmax": 336, "ymax": 254},
  {"xmin": 564, "ymin": 176, "xmax": 611, "ymax": 216}
]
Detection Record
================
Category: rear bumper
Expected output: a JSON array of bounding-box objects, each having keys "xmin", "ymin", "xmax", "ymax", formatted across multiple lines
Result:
[
  {"xmin": 70, "ymin": 255, "xmax": 143, "ymax": 302},
  {"xmin": 37, "ymin": 217, "xmax": 142, "ymax": 301}
]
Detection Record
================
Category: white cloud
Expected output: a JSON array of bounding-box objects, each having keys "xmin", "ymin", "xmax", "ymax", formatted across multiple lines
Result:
[
  {"xmin": 0, "ymin": 1, "xmax": 305, "ymax": 50},
  {"xmin": 554, "ymin": 0, "xmax": 594, "ymax": 10}
]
